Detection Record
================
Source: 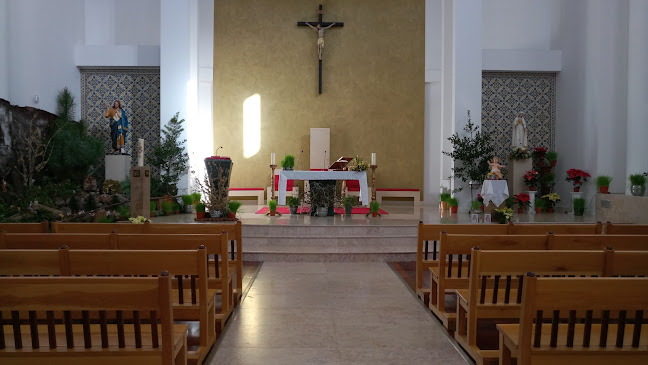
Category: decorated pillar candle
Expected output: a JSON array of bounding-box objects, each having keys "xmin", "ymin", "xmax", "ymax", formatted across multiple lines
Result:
[
  {"xmin": 271, "ymin": 152, "xmax": 276, "ymax": 165},
  {"xmin": 371, "ymin": 153, "xmax": 376, "ymax": 165}
]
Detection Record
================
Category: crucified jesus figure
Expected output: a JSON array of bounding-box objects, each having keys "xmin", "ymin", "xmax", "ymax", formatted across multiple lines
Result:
[{"xmin": 304, "ymin": 22, "xmax": 336, "ymax": 60}]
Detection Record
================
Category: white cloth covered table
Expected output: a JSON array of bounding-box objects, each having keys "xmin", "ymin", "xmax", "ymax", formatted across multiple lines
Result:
[
  {"xmin": 278, "ymin": 170, "xmax": 369, "ymax": 206},
  {"xmin": 480, "ymin": 180, "xmax": 510, "ymax": 207}
]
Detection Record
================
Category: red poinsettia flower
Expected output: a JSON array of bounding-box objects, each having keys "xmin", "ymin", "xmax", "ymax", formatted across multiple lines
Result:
[
  {"xmin": 533, "ymin": 147, "xmax": 548, "ymax": 153},
  {"xmin": 565, "ymin": 168, "xmax": 590, "ymax": 186},
  {"xmin": 514, "ymin": 193, "xmax": 531, "ymax": 204}
]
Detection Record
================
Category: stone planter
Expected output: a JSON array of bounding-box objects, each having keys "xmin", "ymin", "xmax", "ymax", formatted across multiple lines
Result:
[{"xmin": 631, "ymin": 185, "xmax": 646, "ymax": 197}]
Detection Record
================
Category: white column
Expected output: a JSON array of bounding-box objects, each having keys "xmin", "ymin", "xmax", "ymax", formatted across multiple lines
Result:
[
  {"xmin": 0, "ymin": 0, "xmax": 9, "ymax": 100},
  {"xmin": 161, "ymin": 0, "xmax": 190, "ymax": 193},
  {"xmin": 626, "ymin": 0, "xmax": 648, "ymax": 179}
]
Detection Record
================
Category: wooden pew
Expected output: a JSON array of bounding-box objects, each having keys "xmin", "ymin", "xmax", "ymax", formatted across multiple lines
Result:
[
  {"xmin": 0, "ymin": 274, "xmax": 188, "ymax": 365},
  {"xmin": 429, "ymin": 233, "xmax": 548, "ymax": 329},
  {"xmin": 454, "ymin": 248, "xmax": 608, "ymax": 365},
  {"xmin": 0, "ymin": 232, "xmax": 234, "ymax": 331},
  {"xmin": 548, "ymin": 234, "xmax": 648, "ymax": 251},
  {"xmin": 416, "ymin": 222, "xmax": 602, "ymax": 304},
  {"xmin": 606, "ymin": 250, "xmax": 648, "ymax": 276},
  {"xmin": 50, "ymin": 221, "xmax": 244, "ymax": 303},
  {"xmin": 497, "ymin": 275, "xmax": 648, "ymax": 365},
  {"xmin": 0, "ymin": 247, "xmax": 216, "ymax": 365},
  {"xmin": 0, "ymin": 221, "xmax": 49, "ymax": 233},
  {"xmin": 605, "ymin": 222, "xmax": 648, "ymax": 235}
]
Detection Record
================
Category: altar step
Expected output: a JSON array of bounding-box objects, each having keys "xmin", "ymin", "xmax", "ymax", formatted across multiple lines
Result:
[{"xmin": 241, "ymin": 224, "xmax": 417, "ymax": 262}]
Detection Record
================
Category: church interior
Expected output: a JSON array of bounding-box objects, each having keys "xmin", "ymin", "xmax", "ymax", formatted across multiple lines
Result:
[{"xmin": 1, "ymin": 1, "xmax": 647, "ymax": 364}]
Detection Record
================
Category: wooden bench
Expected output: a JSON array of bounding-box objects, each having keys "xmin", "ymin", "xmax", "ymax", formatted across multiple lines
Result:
[
  {"xmin": 454, "ymin": 248, "xmax": 608, "ymax": 365},
  {"xmin": 605, "ymin": 222, "xmax": 648, "ymax": 235},
  {"xmin": 0, "ymin": 232, "xmax": 235, "ymax": 331},
  {"xmin": 497, "ymin": 275, "xmax": 648, "ymax": 365},
  {"xmin": 49, "ymin": 221, "xmax": 244, "ymax": 305},
  {"xmin": 429, "ymin": 233, "xmax": 548, "ymax": 329},
  {"xmin": 548, "ymin": 234, "xmax": 648, "ymax": 250},
  {"xmin": 0, "ymin": 247, "xmax": 217, "ymax": 365},
  {"xmin": 0, "ymin": 221, "xmax": 49, "ymax": 233},
  {"xmin": 0, "ymin": 274, "xmax": 188, "ymax": 365},
  {"xmin": 376, "ymin": 188, "xmax": 420, "ymax": 206},
  {"xmin": 229, "ymin": 188, "xmax": 264, "ymax": 205},
  {"xmin": 415, "ymin": 222, "xmax": 603, "ymax": 304}
]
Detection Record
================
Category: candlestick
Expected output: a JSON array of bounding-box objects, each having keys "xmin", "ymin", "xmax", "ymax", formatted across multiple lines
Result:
[
  {"xmin": 137, "ymin": 139, "xmax": 144, "ymax": 166},
  {"xmin": 271, "ymin": 152, "xmax": 276, "ymax": 165},
  {"xmin": 270, "ymin": 164, "xmax": 277, "ymax": 201},
  {"xmin": 371, "ymin": 153, "xmax": 376, "ymax": 166},
  {"xmin": 370, "ymin": 165, "xmax": 377, "ymax": 202}
]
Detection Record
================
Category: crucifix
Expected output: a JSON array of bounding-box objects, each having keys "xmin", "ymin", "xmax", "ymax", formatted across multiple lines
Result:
[{"xmin": 298, "ymin": 4, "xmax": 344, "ymax": 94}]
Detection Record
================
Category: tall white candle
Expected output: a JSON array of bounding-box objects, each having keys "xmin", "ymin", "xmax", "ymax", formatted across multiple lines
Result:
[
  {"xmin": 271, "ymin": 152, "xmax": 276, "ymax": 165},
  {"xmin": 371, "ymin": 152, "xmax": 376, "ymax": 165},
  {"xmin": 138, "ymin": 138, "xmax": 145, "ymax": 166}
]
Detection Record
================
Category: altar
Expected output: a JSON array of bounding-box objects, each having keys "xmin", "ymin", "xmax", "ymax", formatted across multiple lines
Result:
[{"xmin": 277, "ymin": 170, "xmax": 369, "ymax": 205}]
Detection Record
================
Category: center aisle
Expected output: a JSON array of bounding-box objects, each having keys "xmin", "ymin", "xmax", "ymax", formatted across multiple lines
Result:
[{"xmin": 207, "ymin": 262, "xmax": 471, "ymax": 364}]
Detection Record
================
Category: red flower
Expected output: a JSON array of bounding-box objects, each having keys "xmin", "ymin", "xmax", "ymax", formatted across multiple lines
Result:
[{"xmin": 533, "ymin": 147, "xmax": 548, "ymax": 153}]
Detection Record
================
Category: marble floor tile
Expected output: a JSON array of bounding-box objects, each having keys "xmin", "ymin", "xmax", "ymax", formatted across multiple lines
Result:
[{"xmin": 209, "ymin": 347, "xmax": 341, "ymax": 365}]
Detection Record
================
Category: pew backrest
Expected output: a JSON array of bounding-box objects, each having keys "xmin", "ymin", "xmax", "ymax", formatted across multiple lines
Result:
[
  {"xmin": 605, "ymin": 222, "xmax": 648, "ymax": 235},
  {"xmin": 548, "ymin": 234, "xmax": 648, "ymax": 251},
  {"xmin": 0, "ymin": 221, "xmax": 49, "ymax": 233},
  {"xmin": 509, "ymin": 222, "xmax": 602, "ymax": 235},
  {"xmin": 606, "ymin": 250, "xmax": 648, "ymax": 277}
]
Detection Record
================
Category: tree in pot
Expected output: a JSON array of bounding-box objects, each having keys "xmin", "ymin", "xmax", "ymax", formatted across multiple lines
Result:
[
  {"xmin": 147, "ymin": 113, "xmax": 190, "ymax": 196},
  {"xmin": 227, "ymin": 200, "xmax": 242, "ymax": 219},
  {"xmin": 286, "ymin": 196, "xmax": 300, "ymax": 215},
  {"xmin": 534, "ymin": 198, "xmax": 545, "ymax": 214},
  {"xmin": 573, "ymin": 197, "xmax": 586, "ymax": 216},
  {"xmin": 595, "ymin": 175, "xmax": 612, "ymax": 194},
  {"xmin": 369, "ymin": 200, "xmax": 381, "ymax": 217},
  {"xmin": 448, "ymin": 197, "xmax": 459, "ymax": 214},
  {"xmin": 629, "ymin": 174, "xmax": 646, "ymax": 196},
  {"xmin": 281, "ymin": 155, "xmax": 295, "ymax": 170},
  {"xmin": 195, "ymin": 202, "xmax": 206, "ymax": 219},
  {"xmin": 439, "ymin": 193, "xmax": 451, "ymax": 211},
  {"xmin": 342, "ymin": 196, "xmax": 355, "ymax": 215},
  {"xmin": 268, "ymin": 199, "xmax": 278, "ymax": 216}
]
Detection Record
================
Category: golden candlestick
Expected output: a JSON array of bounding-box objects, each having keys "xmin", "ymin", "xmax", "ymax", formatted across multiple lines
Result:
[
  {"xmin": 370, "ymin": 165, "xmax": 377, "ymax": 202},
  {"xmin": 270, "ymin": 164, "xmax": 277, "ymax": 201}
]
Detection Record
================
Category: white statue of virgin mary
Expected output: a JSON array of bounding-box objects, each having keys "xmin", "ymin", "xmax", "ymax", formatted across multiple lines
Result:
[{"xmin": 511, "ymin": 112, "xmax": 528, "ymax": 149}]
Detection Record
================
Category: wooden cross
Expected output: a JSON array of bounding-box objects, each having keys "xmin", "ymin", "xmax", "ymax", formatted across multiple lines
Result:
[{"xmin": 298, "ymin": 4, "xmax": 344, "ymax": 94}]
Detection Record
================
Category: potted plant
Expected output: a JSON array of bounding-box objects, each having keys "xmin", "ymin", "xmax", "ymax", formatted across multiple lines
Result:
[
  {"xmin": 150, "ymin": 201, "xmax": 156, "ymax": 217},
  {"xmin": 439, "ymin": 193, "xmax": 451, "ymax": 211},
  {"xmin": 629, "ymin": 174, "xmax": 646, "ymax": 196},
  {"xmin": 268, "ymin": 199, "xmax": 278, "ymax": 216},
  {"xmin": 195, "ymin": 202, "xmax": 206, "ymax": 219},
  {"xmin": 227, "ymin": 200, "xmax": 242, "ymax": 219},
  {"xmin": 369, "ymin": 200, "xmax": 381, "ymax": 217},
  {"xmin": 471, "ymin": 200, "xmax": 481, "ymax": 211},
  {"xmin": 565, "ymin": 168, "xmax": 591, "ymax": 192},
  {"xmin": 281, "ymin": 155, "xmax": 295, "ymax": 170},
  {"xmin": 546, "ymin": 151, "xmax": 558, "ymax": 167},
  {"xmin": 513, "ymin": 193, "xmax": 531, "ymax": 214},
  {"xmin": 534, "ymin": 198, "xmax": 545, "ymax": 214},
  {"xmin": 523, "ymin": 170, "xmax": 539, "ymax": 191},
  {"xmin": 494, "ymin": 207, "xmax": 513, "ymax": 224},
  {"xmin": 573, "ymin": 197, "xmax": 585, "ymax": 216},
  {"xmin": 181, "ymin": 194, "xmax": 194, "ymax": 213},
  {"xmin": 172, "ymin": 201, "xmax": 181, "ymax": 214},
  {"xmin": 448, "ymin": 197, "xmax": 459, "ymax": 214},
  {"xmin": 595, "ymin": 175, "xmax": 612, "ymax": 194},
  {"xmin": 541, "ymin": 193, "xmax": 560, "ymax": 213},
  {"xmin": 162, "ymin": 201, "xmax": 173, "ymax": 216},
  {"xmin": 117, "ymin": 205, "xmax": 130, "ymax": 221},
  {"xmin": 147, "ymin": 113, "xmax": 190, "ymax": 196},
  {"xmin": 477, "ymin": 194, "xmax": 485, "ymax": 211},
  {"xmin": 191, "ymin": 192, "xmax": 202, "ymax": 205},
  {"xmin": 505, "ymin": 197, "xmax": 515, "ymax": 209},
  {"xmin": 342, "ymin": 196, "xmax": 355, "ymax": 215},
  {"xmin": 287, "ymin": 196, "xmax": 301, "ymax": 215}
]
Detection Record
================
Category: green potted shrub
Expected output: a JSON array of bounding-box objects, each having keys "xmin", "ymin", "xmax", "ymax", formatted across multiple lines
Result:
[
  {"xmin": 534, "ymin": 198, "xmax": 545, "ymax": 214},
  {"xmin": 268, "ymin": 199, "xmax": 278, "ymax": 216},
  {"xmin": 439, "ymin": 192, "xmax": 451, "ymax": 211},
  {"xmin": 195, "ymin": 202, "xmax": 206, "ymax": 219},
  {"xmin": 547, "ymin": 151, "xmax": 557, "ymax": 167},
  {"xmin": 629, "ymin": 174, "xmax": 647, "ymax": 196},
  {"xmin": 595, "ymin": 175, "xmax": 612, "ymax": 194},
  {"xmin": 162, "ymin": 201, "xmax": 173, "ymax": 216},
  {"xmin": 281, "ymin": 155, "xmax": 295, "ymax": 170},
  {"xmin": 150, "ymin": 201, "xmax": 156, "ymax": 217},
  {"xmin": 369, "ymin": 200, "xmax": 381, "ymax": 217},
  {"xmin": 181, "ymin": 194, "xmax": 194, "ymax": 213},
  {"xmin": 573, "ymin": 197, "xmax": 585, "ymax": 216},
  {"xmin": 227, "ymin": 200, "xmax": 242, "ymax": 219},
  {"xmin": 191, "ymin": 192, "xmax": 202, "ymax": 205},
  {"xmin": 448, "ymin": 197, "xmax": 459, "ymax": 214},
  {"xmin": 505, "ymin": 196, "xmax": 515, "ymax": 209},
  {"xmin": 172, "ymin": 201, "xmax": 181, "ymax": 214},
  {"xmin": 117, "ymin": 205, "xmax": 130, "ymax": 220},
  {"xmin": 287, "ymin": 196, "xmax": 300, "ymax": 215},
  {"xmin": 342, "ymin": 196, "xmax": 355, "ymax": 215}
]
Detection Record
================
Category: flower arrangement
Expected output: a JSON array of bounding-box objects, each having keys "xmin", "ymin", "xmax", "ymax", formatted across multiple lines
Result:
[
  {"xmin": 509, "ymin": 147, "xmax": 530, "ymax": 160},
  {"xmin": 532, "ymin": 147, "xmax": 548, "ymax": 156},
  {"xmin": 565, "ymin": 169, "xmax": 591, "ymax": 191},
  {"xmin": 494, "ymin": 207, "xmax": 513, "ymax": 224},
  {"xmin": 128, "ymin": 216, "xmax": 151, "ymax": 224},
  {"xmin": 477, "ymin": 194, "xmax": 485, "ymax": 210},
  {"xmin": 542, "ymin": 193, "xmax": 560, "ymax": 212},
  {"xmin": 346, "ymin": 156, "xmax": 369, "ymax": 172},
  {"xmin": 523, "ymin": 170, "xmax": 539, "ymax": 190},
  {"xmin": 513, "ymin": 193, "xmax": 531, "ymax": 208}
]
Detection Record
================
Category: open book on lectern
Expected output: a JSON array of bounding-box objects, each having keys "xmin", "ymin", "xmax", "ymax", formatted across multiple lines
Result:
[{"xmin": 328, "ymin": 156, "xmax": 354, "ymax": 171}]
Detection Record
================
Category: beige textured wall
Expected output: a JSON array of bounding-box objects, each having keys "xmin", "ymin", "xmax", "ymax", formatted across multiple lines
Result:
[{"xmin": 213, "ymin": 0, "xmax": 424, "ymax": 194}]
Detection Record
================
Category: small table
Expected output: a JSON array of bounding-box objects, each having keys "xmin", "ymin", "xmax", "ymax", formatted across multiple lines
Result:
[
  {"xmin": 480, "ymin": 180, "xmax": 509, "ymax": 207},
  {"xmin": 278, "ymin": 170, "xmax": 369, "ymax": 206}
]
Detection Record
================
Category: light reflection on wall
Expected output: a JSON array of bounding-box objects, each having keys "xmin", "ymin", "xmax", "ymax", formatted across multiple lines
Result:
[{"xmin": 243, "ymin": 94, "xmax": 261, "ymax": 158}]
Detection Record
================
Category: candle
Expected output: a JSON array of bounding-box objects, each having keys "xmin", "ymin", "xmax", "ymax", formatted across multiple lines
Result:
[
  {"xmin": 371, "ymin": 153, "xmax": 376, "ymax": 165},
  {"xmin": 138, "ymin": 139, "xmax": 145, "ymax": 166},
  {"xmin": 271, "ymin": 152, "xmax": 276, "ymax": 165}
]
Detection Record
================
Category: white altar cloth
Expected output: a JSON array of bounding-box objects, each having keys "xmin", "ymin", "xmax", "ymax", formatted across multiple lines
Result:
[
  {"xmin": 480, "ymin": 180, "xmax": 510, "ymax": 207},
  {"xmin": 278, "ymin": 170, "xmax": 369, "ymax": 206}
]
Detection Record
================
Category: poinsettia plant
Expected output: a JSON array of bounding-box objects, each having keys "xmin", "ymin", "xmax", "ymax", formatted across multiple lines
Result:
[
  {"xmin": 523, "ymin": 170, "xmax": 539, "ymax": 189},
  {"xmin": 565, "ymin": 168, "xmax": 591, "ymax": 188},
  {"xmin": 513, "ymin": 193, "xmax": 531, "ymax": 208}
]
